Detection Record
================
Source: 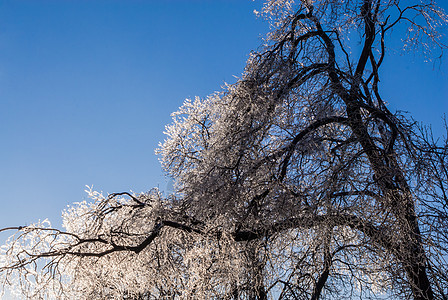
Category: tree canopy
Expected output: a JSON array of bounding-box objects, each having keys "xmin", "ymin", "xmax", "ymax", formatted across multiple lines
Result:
[{"xmin": 1, "ymin": 0, "xmax": 448, "ymax": 299}]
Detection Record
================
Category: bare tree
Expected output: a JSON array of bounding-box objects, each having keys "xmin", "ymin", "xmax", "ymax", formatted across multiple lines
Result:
[{"xmin": 1, "ymin": 1, "xmax": 447, "ymax": 299}]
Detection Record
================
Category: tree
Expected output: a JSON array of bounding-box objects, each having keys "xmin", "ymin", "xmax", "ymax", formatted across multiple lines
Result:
[{"xmin": 1, "ymin": 0, "xmax": 447, "ymax": 299}]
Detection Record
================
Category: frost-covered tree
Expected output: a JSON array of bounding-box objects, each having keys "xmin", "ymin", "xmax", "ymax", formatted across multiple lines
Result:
[{"xmin": 1, "ymin": 0, "xmax": 448, "ymax": 299}]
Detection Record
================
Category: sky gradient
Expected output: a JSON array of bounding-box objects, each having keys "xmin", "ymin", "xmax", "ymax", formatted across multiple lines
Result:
[{"xmin": 0, "ymin": 0, "xmax": 447, "ymax": 234}]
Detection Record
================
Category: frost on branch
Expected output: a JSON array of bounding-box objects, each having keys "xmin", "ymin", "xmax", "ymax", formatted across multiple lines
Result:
[{"xmin": 1, "ymin": 0, "xmax": 448, "ymax": 299}]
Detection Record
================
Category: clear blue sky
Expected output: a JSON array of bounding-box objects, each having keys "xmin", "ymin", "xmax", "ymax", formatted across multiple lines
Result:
[{"xmin": 0, "ymin": 0, "xmax": 446, "ymax": 232}]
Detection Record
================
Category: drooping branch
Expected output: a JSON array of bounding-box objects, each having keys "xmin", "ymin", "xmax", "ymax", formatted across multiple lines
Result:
[{"xmin": 279, "ymin": 116, "xmax": 348, "ymax": 181}]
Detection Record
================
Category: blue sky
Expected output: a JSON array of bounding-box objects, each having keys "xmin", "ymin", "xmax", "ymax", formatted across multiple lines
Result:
[{"xmin": 0, "ymin": 0, "xmax": 446, "ymax": 232}]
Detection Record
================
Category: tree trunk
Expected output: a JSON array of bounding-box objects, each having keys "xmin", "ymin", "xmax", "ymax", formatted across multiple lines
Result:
[{"xmin": 346, "ymin": 105, "xmax": 434, "ymax": 300}]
